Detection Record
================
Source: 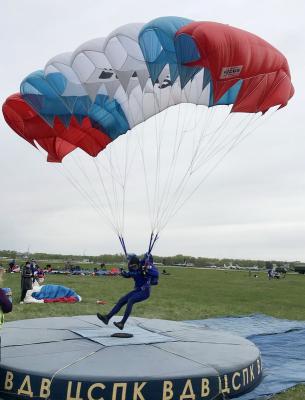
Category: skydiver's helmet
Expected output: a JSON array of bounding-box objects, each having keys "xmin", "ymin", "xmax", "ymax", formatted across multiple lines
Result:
[{"xmin": 127, "ymin": 254, "xmax": 140, "ymax": 271}]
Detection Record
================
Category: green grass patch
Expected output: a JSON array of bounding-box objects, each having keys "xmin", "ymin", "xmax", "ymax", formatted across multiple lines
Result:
[{"xmin": 5, "ymin": 269, "xmax": 305, "ymax": 321}]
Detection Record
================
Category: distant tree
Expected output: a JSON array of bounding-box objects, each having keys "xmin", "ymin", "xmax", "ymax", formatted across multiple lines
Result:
[{"xmin": 265, "ymin": 261, "xmax": 273, "ymax": 270}]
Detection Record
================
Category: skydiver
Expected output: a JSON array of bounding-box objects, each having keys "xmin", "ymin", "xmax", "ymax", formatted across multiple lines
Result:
[{"xmin": 97, "ymin": 253, "xmax": 159, "ymax": 330}]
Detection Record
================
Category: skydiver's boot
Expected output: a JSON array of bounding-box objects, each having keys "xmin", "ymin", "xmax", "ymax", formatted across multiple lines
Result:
[
  {"xmin": 97, "ymin": 313, "xmax": 109, "ymax": 325},
  {"xmin": 113, "ymin": 321, "xmax": 124, "ymax": 330}
]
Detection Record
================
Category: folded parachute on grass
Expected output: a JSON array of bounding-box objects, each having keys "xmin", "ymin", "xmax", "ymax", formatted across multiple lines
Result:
[
  {"xmin": 24, "ymin": 284, "xmax": 81, "ymax": 304},
  {"xmin": 2, "ymin": 16, "xmax": 294, "ymax": 163}
]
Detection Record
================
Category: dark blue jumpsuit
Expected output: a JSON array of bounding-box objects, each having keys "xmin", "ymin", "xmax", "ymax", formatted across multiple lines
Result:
[{"xmin": 107, "ymin": 267, "xmax": 157, "ymax": 324}]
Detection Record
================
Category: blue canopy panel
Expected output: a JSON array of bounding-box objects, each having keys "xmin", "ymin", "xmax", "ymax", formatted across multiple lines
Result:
[
  {"xmin": 209, "ymin": 79, "xmax": 243, "ymax": 107},
  {"xmin": 45, "ymin": 72, "xmax": 80, "ymax": 112},
  {"xmin": 139, "ymin": 16, "xmax": 193, "ymax": 84},
  {"xmin": 20, "ymin": 70, "xmax": 70, "ymax": 126},
  {"xmin": 89, "ymin": 95, "xmax": 129, "ymax": 140},
  {"xmin": 20, "ymin": 70, "xmax": 129, "ymax": 142},
  {"xmin": 174, "ymin": 33, "xmax": 202, "ymax": 88}
]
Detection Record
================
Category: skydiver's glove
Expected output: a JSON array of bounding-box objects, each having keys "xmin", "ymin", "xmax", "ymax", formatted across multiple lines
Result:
[{"xmin": 121, "ymin": 269, "xmax": 129, "ymax": 277}]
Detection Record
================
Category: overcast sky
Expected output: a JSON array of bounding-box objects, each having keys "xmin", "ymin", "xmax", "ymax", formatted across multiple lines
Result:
[{"xmin": 0, "ymin": 0, "xmax": 304, "ymax": 261}]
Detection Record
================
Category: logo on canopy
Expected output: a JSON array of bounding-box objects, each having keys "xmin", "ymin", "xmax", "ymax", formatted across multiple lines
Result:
[{"xmin": 220, "ymin": 65, "xmax": 243, "ymax": 79}]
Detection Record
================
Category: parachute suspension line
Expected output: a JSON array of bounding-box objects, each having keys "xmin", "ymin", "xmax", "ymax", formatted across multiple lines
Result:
[
  {"xmin": 109, "ymin": 137, "xmax": 132, "ymax": 237},
  {"xmin": 152, "ymin": 88, "xmax": 186, "ymax": 232},
  {"xmin": 212, "ymin": 107, "xmax": 279, "ymax": 167},
  {"xmin": 105, "ymin": 148, "xmax": 122, "ymax": 235},
  {"xmin": 58, "ymin": 163, "xmax": 117, "ymax": 234},
  {"xmin": 151, "ymin": 80, "xmax": 181, "ymax": 234},
  {"xmin": 158, "ymin": 103, "xmax": 207, "ymax": 216},
  {"xmin": 144, "ymin": 82, "xmax": 182, "ymax": 250},
  {"xmin": 138, "ymin": 119, "xmax": 153, "ymax": 228},
  {"xmin": 160, "ymin": 108, "xmax": 245, "ymax": 221},
  {"xmin": 136, "ymin": 117, "xmax": 153, "ymax": 230},
  {"xmin": 156, "ymin": 108, "xmax": 241, "ymax": 232},
  {"xmin": 185, "ymin": 106, "xmax": 221, "ymax": 174},
  {"xmin": 192, "ymin": 111, "xmax": 262, "ymax": 174},
  {"xmin": 34, "ymin": 143, "xmax": 117, "ymax": 233},
  {"xmin": 92, "ymin": 157, "xmax": 121, "ymax": 233},
  {"xmin": 95, "ymin": 94, "xmax": 142, "ymax": 251},
  {"xmin": 153, "ymin": 101, "xmax": 184, "ymax": 231},
  {"xmin": 190, "ymin": 105, "xmax": 203, "ymax": 155},
  {"xmin": 145, "ymin": 87, "xmax": 163, "ymax": 233},
  {"xmin": 209, "ymin": 114, "xmax": 257, "ymax": 164},
  {"xmin": 158, "ymin": 111, "xmax": 269, "ymax": 232},
  {"xmin": 153, "ymin": 98, "xmax": 196, "ymax": 233},
  {"xmin": 69, "ymin": 153, "xmax": 126, "ymax": 235},
  {"xmin": 94, "ymin": 141, "xmax": 128, "ymax": 238},
  {"xmin": 154, "ymin": 90, "xmax": 195, "ymax": 229},
  {"xmin": 150, "ymin": 100, "xmax": 225, "ymax": 235},
  {"xmin": 192, "ymin": 110, "xmax": 232, "ymax": 167},
  {"xmin": 36, "ymin": 141, "xmax": 113, "ymax": 229},
  {"xmin": 70, "ymin": 154, "xmax": 106, "ymax": 212},
  {"xmin": 137, "ymin": 79, "xmax": 181, "ymax": 246},
  {"xmin": 191, "ymin": 110, "xmax": 250, "ymax": 173},
  {"xmin": 163, "ymin": 119, "xmax": 259, "ymax": 229},
  {"xmin": 137, "ymin": 80, "xmax": 175, "ymax": 234},
  {"xmin": 39, "ymin": 147, "xmax": 121, "ymax": 235},
  {"xmin": 160, "ymin": 116, "xmax": 253, "ymax": 230},
  {"xmin": 186, "ymin": 106, "xmax": 233, "ymax": 175},
  {"xmin": 59, "ymin": 165, "xmax": 98, "ymax": 213},
  {"xmin": 107, "ymin": 144, "xmax": 123, "ymax": 235},
  {"xmin": 155, "ymin": 105, "xmax": 218, "ymax": 232},
  {"xmin": 93, "ymin": 157, "xmax": 122, "ymax": 184},
  {"xmin": 151, "ymin": 89, "xmax": 164, "ymax": 234},
  {"xmin": 121, "ymin": 134, "xmax": 129, "ymax": 241},
  {"xmin": 120, "ymin": 129, "xmax": 138, "ymax": 241}
]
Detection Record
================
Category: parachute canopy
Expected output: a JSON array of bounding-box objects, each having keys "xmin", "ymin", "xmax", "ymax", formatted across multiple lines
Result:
[
  {"xmin": 2, "ymin": 17, "xmax": 294, "ymax": 253},
  {"xmin": 3, "ymin": 17, "xmax": 294, "ymax": 163}
]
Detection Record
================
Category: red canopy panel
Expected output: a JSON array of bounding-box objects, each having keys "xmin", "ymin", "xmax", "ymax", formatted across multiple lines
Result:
[
  {"xmin": 2, "ymin": 93, "xmax": 37, "ymax": 147},
  {"xmin": 37, "ymin": 137, "xmax": 76, "ymax": 163},
  {"xmin": 176, "ymin": 22, "xmax": 294, "ymax": 113},
  {"xmin": 2, "ymin": 94, "xmax": 112, "ymax": 162}
]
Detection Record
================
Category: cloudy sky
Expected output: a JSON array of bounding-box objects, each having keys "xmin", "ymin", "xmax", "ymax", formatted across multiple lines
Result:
[{"xmin": 0, "ymin": 0, "xmax": 304, "ymax": 261}]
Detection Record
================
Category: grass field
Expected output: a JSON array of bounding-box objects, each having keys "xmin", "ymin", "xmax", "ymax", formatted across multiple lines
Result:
[{"xmin": 2, "ymin": 267, "xmax": 305, "ymax": 399}]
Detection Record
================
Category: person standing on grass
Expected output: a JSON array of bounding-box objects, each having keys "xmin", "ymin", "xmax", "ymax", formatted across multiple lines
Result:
[
  {"xmin": 0, "ymin": 268, "xmax": 12, "ymax": 320},
  {"xmin": 0, "ymin": 267, "xmax": 13, "ymax": 360},
  {"xmin": 20, "ymin": 261, "xmax": 33, "ymax": 303},
  {"xmin": 97, "ymin": 253, "xmax": 159, "ymax": 330},
  {"xmin": 267, "ymin": 268, "xmax": 274, "ymax": 280}
]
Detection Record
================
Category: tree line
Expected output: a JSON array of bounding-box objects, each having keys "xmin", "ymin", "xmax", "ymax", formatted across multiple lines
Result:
[{"xmin": 0, "ymin": 250, "xmax": 296, "ymax": 269}]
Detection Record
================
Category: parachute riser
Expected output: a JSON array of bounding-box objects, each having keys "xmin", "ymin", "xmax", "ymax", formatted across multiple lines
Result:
[
  {"xmin": 118, "ymin": 235, "xmax": 128, "ymax": 257},
  {"xmin": 148, "ymin": 232, "xmax": 159, "ymax": 254}
]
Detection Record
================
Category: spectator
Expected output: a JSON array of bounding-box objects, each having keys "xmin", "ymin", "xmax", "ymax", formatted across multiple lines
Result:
[
  {"xmin": 30, "ymin": 259, "xmax": 37, "ymax": 283},
  {"xmin": 20, "ymin": 261, "xmax": 33, "ymax": 303},
  {"xmin": 34, "ymin": 266, "xmax": 45, "ymax": 284},
  {"xmin": 0, "ymin": 267, "xmax": 13, "ymax": 360},
  {"xmin": 8, "ymin": 260, "xmax": 15, "ymax": 273},
  {"xmin": 46, "ymin": 264, "xmax": 52, "ymax": 273},
  {"xmin": 0, "ymin": 268, "xmax": 12, "ymax": 317},
  {"xmin": 267, "ymin": 269, "xmax": 274, "ymax": 280}
]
